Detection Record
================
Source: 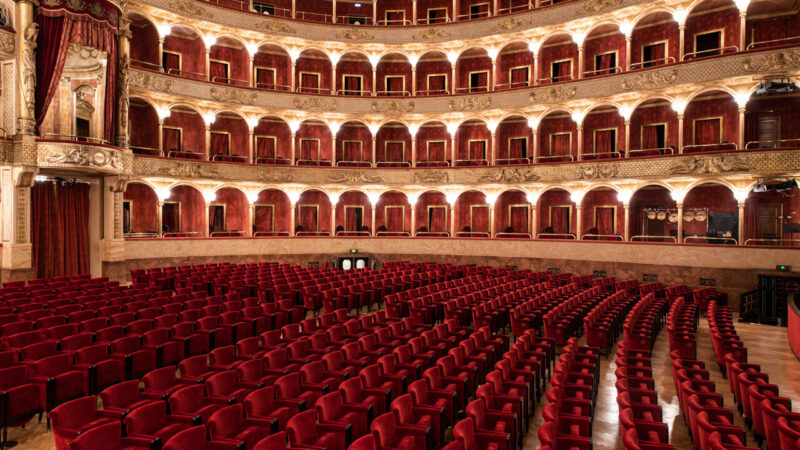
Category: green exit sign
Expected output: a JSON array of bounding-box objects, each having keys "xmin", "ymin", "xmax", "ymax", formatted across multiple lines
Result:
[
  {"xmin": 350, "ymin": 249, "xmax": 358, "ymax": 254},
  {"xmin": 777, "ymin": 265, "xmax": 792, "ymax": 272}
]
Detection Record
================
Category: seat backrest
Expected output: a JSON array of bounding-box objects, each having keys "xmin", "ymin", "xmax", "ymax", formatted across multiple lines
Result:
[
  {"xmin": 169, "ymin": 384, "xmax": 205, "ymax": 413},
  {"xmin": 370, "ymin": 412, "xmax": 398, "ymax": 447},
  {"xmin": 99, "ymin": 380, "xmax": 140, "ymax": 409},
  {"xmin": 208, "ymin": 404, "xmax": 243, "ymax": 440},
  {"xmin": 70, "ymin": 422, "xmax": 124, "ymax": 450},
  {"xmin": 124, "ymin": 401, "xmax": 166, "ymax": 435},
  {"xmin": 453, "ymin": 417, "xmax": 478, "ymax": 450},
  {"xmin": 244, "ymin": 386, "xmax": 276, "ymax": 417},
  {"xmin": 50, "ymin": 396, "xmax": 97, "ymax": 431},
  {"xmin": 286, "ymin": 410, "xmax": 318, "ymax": 445},
  {"xmin": 164, "ymin": 425, "xmax": 207, "ymax": 450}
]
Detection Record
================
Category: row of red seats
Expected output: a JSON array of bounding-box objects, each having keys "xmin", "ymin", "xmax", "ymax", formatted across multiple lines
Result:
[
  {"xmin": 538, "ymin": 338, "xmax": 600, "ymax": 449},
  {"xmin": 708, "ymin": 301, "xmax": 799, "ymax": 450},
  {"xmin": 543, "ymin": 285, "xmax": 612, "ymax": 345},
  {"xmin": 584, "ymin": 286, "xmax": 641, "ymax": 354},
  {"xmin": 669, "ymin": 296, "xmax": 752, "ymax": 450}
]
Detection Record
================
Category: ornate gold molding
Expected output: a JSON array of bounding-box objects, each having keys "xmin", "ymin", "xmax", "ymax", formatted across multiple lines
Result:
[
  {"xmin": 621, "ymin": 68, "xmax": 678, "ymax": 91},
  {"xmin": 449, "ymin": 97, "xmax": 491, "ymax": 111},
  {"xmin": 371, "ymin": 100, "xmax": 415, "ymax": 113},
  {"xmin": 743, "ymin": 49, "xmax": 800, "ymax": 74},
  {"xmin": 411, "ymin": 29, "xmax": 451, "ymax": 41},
  {"xmin": 579, "ymin": 164, "xmax": 619, "ymax": 180},
  {"xmin": 293, "ymin": 97, "xmax": 338, "ymax": 111},
  {"xmin": 38, "ymin": 142, "xmax": 130, "ymax": 174},
  {"xmin": 530, "ymin": 86, "xmax": 577, "ymax": 102},
  {"xmin": 668, "ymin": 155, "xmax": 752, "ymax": 175},
  {"xmin": 335, "ymin": 30, "xmax": 375, "ymax": 41},
  {"xmin": 210, "ymin": 87, "xmax": 257, "ymax": 104}
]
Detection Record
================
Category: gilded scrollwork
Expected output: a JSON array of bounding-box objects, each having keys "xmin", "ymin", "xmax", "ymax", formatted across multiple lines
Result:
[
  {"xmin": 128, "ymin": 70, "xmax": 175, "ymax": 92},
  {"xmin": 669, "ymin": 155, "xmax": 751, "ymax": 175},
  {"xmin": 210, "ymin": 87, "xmax": 257, "ymax": 105},
  {"xmin": 171, "ymin": 0, "xmax": 213, "ymax": 20},
  {"xmin": 479, "ymin": 167, "xmax": 540, "ymax": 183},
  {"xmin": 530, "ymin": 86, "xmax": 577, "ymax": 103},
  {"xmin": 293, "ymin": 97, "xmax": 338, "ymax": 111},
  {"xmin": 492, "ymin": 17, "xmax": 528, "ymax": 32},
  {"xmin": 412, "ymin": 28, "xmax": 451, "ymax": 41},
  {"xmin": 579, "ymin": 164, "xmax": 618, "ymax": 180},
  {"xmin": 260, "ymin": 19, "xmax": 295, "ymax": 34},
  {"xmin": 335, "ymin": 30, "xmax": 375, "ymax": 41},
  {"xmin": 582, "ymin": 0, "xmax": 623, "ymax": 12},
  {"xmin": 0, "ymin": 31, "xmax": 14, "ymax": 54},
  {"xmin": 448, "ymin": 97, "xmax": 491, "ymax": 111},
  {"xmin": 327, "ymin": 171, "xmax": 382, "ymax": 184},
  {"xmin": 371, "ymin": 100, "xmax": 415, "ymax": 113},
  {"xmin": 43, "ymin": 145, "xmax": 125, "ymax": 171},
  {"xmin": 743, "ymin": 50, "xmax": 800, "ymax": 73},
  {"xmin": 156, "ymin": 162, "xmax": 220, "ymax": 178},
  {"xmin": 621, "ymin": 69, "xmax": 678, "ymax": 91}
]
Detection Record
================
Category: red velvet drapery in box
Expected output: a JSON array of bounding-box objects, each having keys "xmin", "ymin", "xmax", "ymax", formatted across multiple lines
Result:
[
  {"xmin": 345, "ymin": 207, "xmax": 362, "ymax": 231},
  {"xmin": 209, "ymin": 61, "xmax": 228, "ymax": 83},
  {"xmin": 509, "ymin": 138, "xmax": 526, "ymax": 159},
  {"xmin": 32, "ymin": 181, "xmax": 90, "ymax": 278},
  {"xmin": 510, "ymin": 67, "xmax": 528, "ymax": 86},
  {"xmin": 429, "ymin": 75, "xmax": 446, "ymax": 93},
  {"xmin": 509, "ymin": 206, "xmax": 529, "ymax": 233},
  {"xmin": 551, "ymin": 133, "xmax": 571, "ymax": 156},
  {"xmin": 386, "ymin": 142, "xmax": 404, "ymax": 162},
  {"xmin": 471, "ymin": 206, "xmax": 490, "ymax": 233},
  {"xmin": 35, "ymin": 0, "xmax": 119, "ymax": 142},
  {"xmin": 550, "ymin": 206, "xmax": 571, "ymax": 234},
  {"xmin": 642, "ymin": 125, "xmax": 660, "ymax": 149},
  {"xmin": 162, "ymin": 127, "xmax": 181, "ymax": 153},
  {"xmin": 343, "ymin": 141, "xmax": 361, "ymax": 161},
  {"xmin": 300, "ymin": 139, "xmax": 318, "ymax": 160},
  {"xmin": 254, "ymin": 205, "xmax": 274, "ymax": 232},
  {"xmin": 298, "ymin": 205, "xmax": 318, "ymax": 232},
  {"xmin": 163, "ymin": 53, "xmax": 180, "ymax": 75},
  {"xmin": 595, "ymin": 207, "xmax": 615, "ymax": 235},
  {"xmin": 595, "ymin": 130, "xmax": 614, "ymax": 154},
  {"xmin": 429, "ymin": 207, "xmax": 447, "ymax": 232},
  {"xmin": 257, "ymin": 137, "xmax": 275, "ymax": 158},
  {"xmin": 596, "ymin": 53, "xmax": 614, "ymax": 74},
  {"xmin": 695, "ymin": 118, "xmax": 721, "ymax": 145},
  {"xmin": 210, "ymin": 132, "xmax": 229, "ymax": 156},
  {"xmin": 385, "ymin": 206, "xmax": 404, "ymax": 232},
  {"xmin": 427, "ymin": 141, "xmax": 446, "ymax": 161},
  {"xmin": 647, "ymin": 43, "xmax": 666, "ymax": 65},
  {"xmin": 256, "ymin": 69, "xmax": 274, "ymax": 88}
]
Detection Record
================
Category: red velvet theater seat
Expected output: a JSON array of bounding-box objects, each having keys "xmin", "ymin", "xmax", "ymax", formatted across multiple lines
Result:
[
  {"xmin": 68, "ymin": 421, "xmax": 158, "ymax": 450},
  {"xmin": 208, "ymin": 404, "xmax": 272, "ymax": 449},
  {"xmin": 50, "ymin": 396, "xmax": 116, "ymax": 450},
  {"xmin": 286, "ymin": 409, "xmax": 347, "ymax": 450}
]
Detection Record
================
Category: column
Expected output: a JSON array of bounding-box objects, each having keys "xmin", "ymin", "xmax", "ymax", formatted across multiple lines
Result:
[
  {"xmin": 372, "ymin": 68, "xmax": 377, "ymax": 95},
  {"xmin": 677, "ymin": 114, "xmax": 684, "ymax": 153},
  {"xmin": 738, "ymin": 107, "xmax": 746, "ymax": 150},
  {"xmin": 449, "ymin": 206, "xmax": 456, "ymax": 236},
  {"xmin": 158, "ymin": 38, "xmax": 165, "ymax": 71},
  {"xmin": 292, "ymin": 0, "xmax": 296, "ymax": 18},
  {"xmin": 679, "ymin": 25, "xmax": 686, "ymax": 60},
  {"xmin": 575, "ymin": 205, "xmax": 582, "ymax": 238},
  {"xmin": 739, "ymin": 12, "xmax": 747, "ymax": 51},
  {"xmin": 410, "ymin": 206, "xmax": 416, "ymax": 235},
  {"xmin": 625, "ymin": 37, "xmax": 632, "ymax": 71},
  {"xmin": 491, "ymin": 60, "xmax": 497, "ymax": 90},
  {"xmin": 531, "ymin": 205, "xmax": 537, "ymax": 237},
  {"xmin": 205, "ymin": 49, "xmax": 211, "ymax": 81},
  {"xmin": 452, "ymin": 0, "xmax": 457, "ymax": 20},
  {"xmin": 204, "ymin": 202, "xmax": 211, "ymax": 237},
  {"xmin": 489, "ymin": 206, "xmax": 496, "ymax": 237},
  {"xmin": 290, "ymin": 133, "xmax": 296, "ymax": 164},
  {"xmin": 249, "ymin": 56, "xmax": 255, "ymax": 87},
  {"xmin": 623, "ymin": 204, "xmax": 630, "ymax": 241},
  {"xmin": 158, "ymin": 120, "xmax": 165, "ymax": 156},
  {"xmin": 117, "ymin": 17, "xmax": 132, "ymax": 148},
  {"xmin": 157, "ymin": 201, "xmax": 164, "ymax": 237},
  {"xmin": 532, "ymin": 129, "xmax": 539, "ymax": 161},
  {"xmin": 411, "ymin": 67, "xmax": 417, "ymax": 95},
  {"xmin": 290, "ymin": 62, "xmax": 296, "ymax": 91},
  {"xmin": 332, "ymin": 136, "xmax": 337, "ymax": 166},
  {"xmin": 738, "ymin": 202, "xmax": 745, "ymax": 245},
  {"xmin": 290, "ymin": 204, "xmax": 296, "ymax": 235},
  {"xmin": 412, "ymin": 0, "xmax": 418, "ymax": 23},
  {"xmin": 331, "ymin": 207, "xmax": 337, "ymax": 236},
  {"xmin": 1, "ymin": 169, "xmax": 36, "ymax": 277},
  {"xmin": 372, "ymin": 1, "xmax": 377, "ymax": 24},
  {"xmin": 411, "ymin": 138, "xmax": 417, "ymax": 167},
  {"xmin": 451, "ymin": 64, "xmax": 457, "ymax": 93},
  {"xmin": 532, "ymin": 55, "xmax": 538, "ymax": 85},
  {"xmin": 576, "ymin": 126, "xmax": 583, "ymax": 161},
  {"xmin": 332, "ymin": 0, "xmax": 337, "ymax": 23},
  {"xmin": 16, "ymin": 0, "xmax": 37, "ymax": 135},
  {"xmin": 332, "ymin": 65, "xmax": 337, "ymax": 94},
  {"xmin": 450, "ymin": 135, "xmax": 456, "ymax": 165},
  {"xmin": 248, "ymin": 130, "xmax": 255, "ymax": 162},
  {"xmin": 624, "ymin": 120, "xmax": 631, "ymax": 155},
  {"xmin": 248, "ymin": 204, "xmax": 254, "ymax": 236},
  {"xmin": 577, "ymin": 47, "xmax": 584, "ymax": 79},
  {"xmin": 677, "ymin": 203, "xmax": 684, "ymax": 243},
  {"xmin": 493, "ymin": 0, "xmax": 499, "ymax": 14},
  {"xmin": 205, "ymin": 126, "xmax": 211, "ymax": 159},
  {"xmin": 371, "ymin": 205, "xmax": 377, "ymax": 236},
  {"xmin": 490, "ymin": 133, "xmax": 497, "ymax": 165},
  {"xmin": 371, "ymin": 137, "xmax": 377, "ymax": 165}
]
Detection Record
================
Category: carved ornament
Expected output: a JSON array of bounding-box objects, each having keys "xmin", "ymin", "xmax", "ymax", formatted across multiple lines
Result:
[
  {"xmin": 0, "ymin": 31, "xmax": 14, "ymax": 54},
  {"xmin": 621, "ymin": 69, "xmax": 678, "ymax": 91},
  {"xmin": 579, "ymin": 164, "xmax": 618, "ymax": 180},
  {"xmin": 448, "ymin": 97, "xmax": 491, "ymax": 111},
  {"xmin": 43, "ymin": 145, "xmax": 124, "ymax": 171},
  {"xmin": 335, "ymin": 30, "xmax": 375, "ymax": 41},
  {"xmin": 743, "ymin": 49, "xmax": 800, "ymax": 73},
  {"xmin": 260, "ymin": 19, "xmax": 295, "ymax": 34},
  {"xmin": 156, "ymin": 162, "xmax": 220, "ymax": 178},
  {"xmin": 412, "ymin": 28, "xmax": 451, "ymax": 41},
  {"xmin": 414, "ymin": 171, "xmax": 449, "ymax": 184},
  {"xmin": 327, "ymin": 171, "xmax": 382, "ymax": 184},
  {"xmin": 479, "ymin": 167, "xmax": 540, "ymax": 183},
  {"xmin": 210, "ymin": 87, "xmax": 257, "ymax": 105},
  {"xmin": 293, "ymin": 97, "xmax": 338, "ymax": 111},
  {"xmin": 371, "ymin": 100, "xmax": 415, "ymax": 113},
  {"xmin": 170, "ymin": 0, "xmax": 213, "ymax": 20},
  {"xmin": 530, "ymin": 86, "xmax": 577, "ymax": 103},
  {"xmin": 20, "ymin": 22, "xmax": 38, "ymax": 134},
  {"xmin": 108, "ymin": 176, "xmax": 130, "ymax": 193},
  {"xmin": 128, "ymin": 71, "xmax": 174, "ymax": 91},
  {"xmin": 582, "ymin": 0, "xmax": 623, "ymax": 12},
  {"xmin": 493, "ymin": 17, "xmax": 528, "ymax": 32},
  {"xmin": 669, "ymin": 155, "xmax": 751, "ymax": 175}
]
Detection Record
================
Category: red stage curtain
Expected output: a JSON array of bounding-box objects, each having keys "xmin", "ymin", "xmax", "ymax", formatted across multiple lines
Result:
[
  {"xmin": 552, "ymin": 133, "xmax": 571, "ymax": 156},
  {"xmin": 595, "ymin": 207, "xmax": 615, "ymax": 235},
  {"xmin": 163, "ymin": 53, "xmax": 180, "ymax": 74},
  {"xmin": 642, "ymin": 125, "xmax": 659, "ymax": 149},
  {"xmin": 386, "ymin": 142, "xmax": 404, "ymax": 162},
  {"xmin": 695, "ymin": 119, "xmax": 721, "ymax": 145},
  {"xmin": 597, "ymin": 53, "xmax": 613, "ymax": 74},
  {"xmin": 551, "ymin": 206, "xmax": 570, "ymax": 234},
  {"xmin": 32, "ymin": 181, "xmax": 89, "ymax": 278},
  {"xmin": 35, "ymin": 2, "xmax": 118, "ymax": 142},
  {"xmin": 429, "ymin": 207, "xmax": 447, "ymax": 232},
  {"xmin": 510, "ymin": 207, "xmax": 528, "ymax": 233},
  {"xmin": 471, "ymin": 206, "xmax": 489, "ymax": 233},
  {"xmin": 428, "ymin": 141, "xmax": 445, "ymax": 161},
  {"xmin": 257, "ymin": 137, "xmax": 275, "ymax": 159},
  {"xmin": 254, "ymin": 205, "xmax": 273, "ymax": 232},
  {"xmin": 595, "ymin": 130, "xmax": 614, "ymax": 154},
  {"xmin": 162, "ymin": 127, "xmax": 181, "ymax": 153},
  {"xmin": 300, "ymin": 139, "xmax": 318, "ymax": 161},
  {"xmin": 298, "ymin": 205, "xmax": 318, "ymax": 231},
  {"xmin": 385, "ymin": 206, "xmax": 404, "ymax": 232},
  {"xmin": 210, "ymin": 133, "xmax": 229, "ymax": 156},
  {"xmin": 509, "ymin": 138, "xmax": 526, "ymax": 159}
]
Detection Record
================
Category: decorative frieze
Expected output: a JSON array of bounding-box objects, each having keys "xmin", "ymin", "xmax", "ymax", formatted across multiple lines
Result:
[{"xmin": 38, "ymin": 141, "xmax": 131, "ymax": 174}]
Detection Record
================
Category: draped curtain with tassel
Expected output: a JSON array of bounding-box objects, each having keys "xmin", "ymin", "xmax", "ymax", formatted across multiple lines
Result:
[
  {"xmin": 32, "ymin": 181, "xmax": 90, "ymax": 278},
  {"xmin": 35, "ymin": 0, "xmax": 119, "ymax": 142}
]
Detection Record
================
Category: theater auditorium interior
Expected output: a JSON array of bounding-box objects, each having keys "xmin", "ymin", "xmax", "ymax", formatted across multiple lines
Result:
[{"xmin": 2, "ymin": 0, "xmax": 800, "ymax": 448}]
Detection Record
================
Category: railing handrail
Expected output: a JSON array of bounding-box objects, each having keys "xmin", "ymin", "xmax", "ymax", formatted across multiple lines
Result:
[
  {"xmin": 627, "ymin": 147, "xmax": 676, "ymax": 156},
  {"xmin": 415, "ymin": 231, "xmax": 451, "ymax": 237},
  {"xmin": 211, "ymin": 154, "xmax": 248, "ymax": 161},
  {"xmin": 747, "ymin": 35, "xmax": 800, "ymax": 50},
  {"xmin": 210, "ymin": 231, "xmax": 246, "ymax": 237},
  {"xmin": 254, "ymin": 156, "xmax": 290, "ymax": 163},
  {"xmin": 416, "ymin": 89, "xmax": 450, "ymax": 96},
  {"xmin": 212, "ymin": 75, "xmax": 249, "ymax": 85},
  {"xmin": 536, "ymin": 154, "xmax": 575, "ymax": 162},
  {"xmin": 167, "ymin": 68, "xmax": 207, "ymax": 78},
  {"xmin": 455, "ymin": 86, "xmax": 489, "ymax": 93},
  {"xmin": 131, "ymin": 59, "xmax": 163, "ymax": 71},
  {"xmin": 454, "ymin": 159, "xmax": 490, "ymax": 166},
  {"xmin": 537, "ymin": 74, "xmax": 573, "ymax": 83},
  {"xmin": 583, "ymin": 66, "xmax": 622, "ymax": 76},
  {"xmin": 296, "ymin": 159, "xmax": 331, "ymax": 164},
  {"xmin": 295, "ymin": 86, "xmax": 332, "ymax": 94},
  {"xmin": 295, "ymin": 11, "xmax": 332, "ymax": 22},
  {"xmin": 252, "ymin": 5, "xmax": 292, "ymax": 16},
  {"xmin": 536, "ymin": 232, "xmax": 576, "ymax": 239},
  {"xmin": 336, "ymin": 160, "xmax": 372, "ymax": 167},
  {"xmin": 455, "ymin": 231, "xmax": 491, "ymax": 238},
  {"xmin": 295, "ymin": 231, "xmax": 332, "ymax": 236},
  {"xmin": 167, "ymin": 150, "xmax": 207, "ymax": 159},
  {"xmin": 581, "ymin": 151, "xmax": 623, "ymax": 159},
  {"xmin": 336, "ymin": 230, "xmax": 372, "ymax": 236},
  {"xmin": 497, "ymin": 3, "xmax": 532, "ymax": 14},
  {"xmin": 202, "ymin": 0, "xmax": 247, "ymax": 10},
  {"xmin": 682, "ymin": 45, "xmax": 739, "ymax": 61},
  {"xmin": 456, "ymin": 11, "xmax": 491, "ymax": 20},
  {"xmin": 415, "ymin": 160, "xmax": 451, "ymax": 167},
  {"xmin": 253, "ymin": 231, "xmax": 291, "ymax": 236},
  {"xmin": 629, "ymin": 56, "xmax": 676, "ymax": 70},
  {"xmin": 256, "ymin": 82, "xmax": 292, "ymax": 91},
  {"xmin": 163, "ymin": 231, "xmax": 203, "ymax": 238},
  {"xmin": 336, "ymin": 89, "xmax": 371, "ymax": 96},
  {"xmin": 376, "ymin": 161, "xmax": 412, "ymax": 167},
  {"xmin": 41, "ymin": 133, "xmax": 110, "ymax": 145},
  {"xmin": 376, "ymin": 19, "xmax": 412, "ymax": 26},
  {"xmin": 415, "ymin": 16, "xmax": 451, "ymax": 24},
  {"xmin": 495, "ymin": 232, "xmax": 532, "ymax": 238},
  {"xmin": 335, "ymin": 16, "xmax": 373, "ymax": 25},
  {"xmin": 375, "ymin": 90, "xmax": 412, "ymax": 96},
  {"xmin": 745, "ymin": 138, "xmax": 800, "ymax": 149},
  {"xmin": 376, "ymin": 231, "xmax": 412, "ymax": 236},
  {"xmin": 581, "ymin": 233, "xmax": 624, "ymax": 241},
  {"xmin": 495, "ymin": 157, "xmax": 531, "ymax": 164},
  {"xmin": 124, "ymin": 232, "xmax": 159, "ymax": 238},
  {"xmin": 630, "ymin": 235, "xmax": 677, "ymax": 242},
  {"xmin": 744, "ymin": 238, "xmax": 800, "ymax": 246},
  {"xmin": 684, "ymin": 236, "xmax": 738, "ymax": 245},
  {"xmin": 681, "ymin": 142, "xmax": 738, "ymax": 152},
  {"xmin": 495, "ymin": 81, "xmax": 531, "ymax": 89}
]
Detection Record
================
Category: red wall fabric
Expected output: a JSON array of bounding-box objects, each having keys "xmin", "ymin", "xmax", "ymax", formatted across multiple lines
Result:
[
  {"xmin": 376, "ymin": 192, "xmax": 411, "ymax": 232},
  {"xmin": 744, "ymin": 95, "xmax": 800, "ymax": 146},
  {"xmin": 682, "ymin": 184, "xmax": 737, "ymax": 236},
  {"xmin": 416, "ymin": 0, "xmax": 452, "ymax": 21},
  {"xmin": 376, "ymin": 124, "xmax": 412, "ymax": 163},
  {"xmin": 456, "ymin": 123, "xmax": 490, "ymax": 161},
  {"xmin": 631, "ymin": 21, "xmax": 680, "ymax": 67},
  {"xmin": 130, "ymin": 103, "xmax": 159, "ymax": 150},
  {"xmin": 130, "ymin": 22, "xmax": 159, "ymax": 67},
  {"xmin": 163, "ymin": 34, "xmax": 205, "ymax": 77},
  {"xmin": 684, "ymin": 95, "xmax": 738, "ymax": 146},
  {"xmin": 211, "ymin": 117, "xmax": 248, "ymax": 157},
  {"xmin": 630, "ymin": 103, "xmax": 678, "ymax": 150},
  {"xmin": 337, "ymin": 56, "xmax": 372, "ymax": 94},
  {"xmin": 538, "ymin": 190, "xmax": 575, "ymax": 235},
  {"xmin": 296, "ymin": 0, "xmax": 332, "ymax": 19},
  {"xmin": 539, "ymin": 41, "xmax": 577, "ymax": 81},
  {"xmin": 583, "ymin": 110, "xmax": 625, "ymax": 156},
  {"xmin": 416, "ymin": 55, "xmax": 451, "ymax": 93},
  {"xmin": 296, "ymin": 122, "xmax": 333, "ymax": 162},
  {"xmin": 336, "ymin": 191, "xmax": 372, "ymax": 232},
  {"xmin": 455, "ymin": 191, "xmax": 488, "ymax": 233},
  {"xmin": 539, "ymin": 116, "xmax": 576, "ymax": 158},
  {"xmin": 255, "ymin": 189, "xmax": 291, "ymax": 233},
  {"xmin": 456, "ymin": 55, "xmax": 491, "ymax": 91},
  {"xmin": 209, "ymin": 43, "xmax": 249, "ymax": 84},
  {"xmin": 338, "ymin": 2, "xmax": 373, "ymax": 22},
  {"xmin": 254, "ymin": 118, "xmax": 292, "ymax": 159},
  {"xmin": 584, "ymin": 32, "xmax": 626, "ymax": 73},
  {"xmin": 416, "ymin": 122, "xmax": 450, "ymax": 162},
  {"xmin": 497, "ymin": 119, "xmax": 531, "ymax": 161},
  {"xmin": 416, "ymin": 191, "xmax": 449, "ymax": 232},
  {"xmin": 169, "ymin": 185, "xmax": 205, "ymax": 234},
  {"xmin": 296, "ymin": 54, "xmax": 332, "ymax": 92},
  {"xmin": 581, "ymin": 189, "xmax": 624, "ymax": 236},
  {"xmin": 163, "ymin": 111, "xmax": 205, "ymax": 154},
  {"xmin": 497, "ymin": 49, "xmax": 534, "ymax": 87},
  {"xmin": 376, "ymin": 59, "xmax": 412, "ymax": 94},
  {"xmin": 495, "ymin": 190, "xmax": 530, "ymax": 233},
  {"xmin": 253, "ymin": 50, "xmax": 290, "ymax": 89},
  {"xmin": 745, "ymin": 11, "xmax": 800, "ymax": 48},
  {"xmin": 376, "ymin": 1, "xmax": 411, "ymax": 23},
  {"xmin": 629, "ymin": 187, "xmax": 676, "ymax": 237},
  {"xmin": 337, "ymin": 123, "xmax": 371, "ymax": 162},
  {"xmin": 213, "ymin": 188, "xmax": 248, "ymax": 232},
  {"xmin": 297, "ymin": 190, "xmax": 332, "ymax": 233},
  {"xmin": 685, "ymin": 7, "xmax": 739, "ymax": 55},
  {"xmin": 123, "ymin": 183, "xmax": 158, "ymax": 233}
]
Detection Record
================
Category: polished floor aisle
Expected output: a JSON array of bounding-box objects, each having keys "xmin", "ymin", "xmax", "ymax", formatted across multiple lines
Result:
[{"xmin": 8, "ymin": 317, "xmax": 800, "ymax": 449}]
